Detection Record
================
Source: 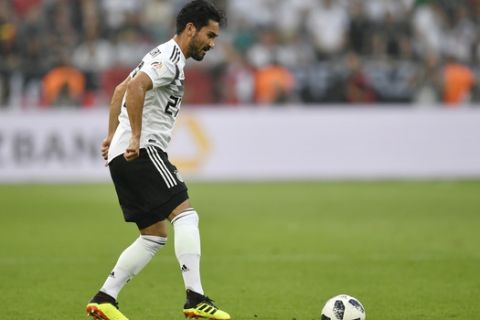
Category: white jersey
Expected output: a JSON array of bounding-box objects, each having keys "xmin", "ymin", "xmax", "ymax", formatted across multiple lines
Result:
[{"xmin": 108, "ymin": 39, "xmax": 186, "ymax": 162}]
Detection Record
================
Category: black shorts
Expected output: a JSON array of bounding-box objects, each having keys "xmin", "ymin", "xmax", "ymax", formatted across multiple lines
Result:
[{"xmin": 108, "ymin": 145, "xmax": 188, "ymax": 229}]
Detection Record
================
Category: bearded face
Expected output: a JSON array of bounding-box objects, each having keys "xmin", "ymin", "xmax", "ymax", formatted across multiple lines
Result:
[
  {"xmin": 189, "ymin": 34, "xmax": 211, "ymax": 61},
  {"xmin": 187, "ymin": 20, "xmax": 219, "ymax": 61}
]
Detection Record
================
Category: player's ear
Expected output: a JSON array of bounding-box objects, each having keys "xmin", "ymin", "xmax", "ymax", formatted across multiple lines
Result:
[{"xmin": 185, "ymin": 22, "xmax": 197, "ymax": 37}]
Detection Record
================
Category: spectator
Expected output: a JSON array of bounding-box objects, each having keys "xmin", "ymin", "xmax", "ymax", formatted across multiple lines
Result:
[
  {"xmin": 100, "ymin": 0, "xmax": 143, "ymax": 31},
  {"xmin": 41, "ymin": 53, "xmax": 86, "ymax": 107},
  {"xmin": 142, "ymin": 0, "xmax": 174, "ymax": 42},
  {"xmin": 442, "ymin": 5, "xmax": 476, "ymax": 63},
  {"xmin": 412, "ymin": 2, "xmax": 446, "ymax": 59},
  {"xmin": 381, "ymin": 12, "xmax": 411, "ymax": 58},
  {"xmin": 231, "ymin": 18, "xmax": 257, "ymax": 55},
  {"xmin": 347, "ymin": 0, "xmax": 371, "ymax": 55},
  {"xmin": 228, "ymin": 0, "xmax": 276, "ymax": 28},
  {"xmin": 343, "ymin": 52, "xmax": 376, "ymax": 103},
  {"xmin": 0, "ymin": 0, "xmax": 20, "ymax": 106},
  {"xmin": 254, "ymin": 61, "xmax": 295, "ymax": 105},
  {"xmin": 274, "ymin": 0, "xmax": 314, "ymax": 39},
  {"xmin": 306, "ymin": 0, "xmax": 349, "ymax": 58},
  {"xmin": 73, "ymin": 27, "xmax": 114, "ymax": 93},
  {"xmin": 364, "ymin": 0, "xmax": 412, "ymax": 23},
  {"xmin": 442, "ymin": 56, "xmax": 475, "ymax": 106},
  {"xmin": 412, "ymin": 52, "xmax": 442, "ymax": 105},
  {"xmin": 113, "ymin": 16, "xmax": 151, "ymax": 67},
  {"xmin": 246, "ymin": 28, "xmax": 278, "ymax": 69},
  {"xmin": 222, "ymin": 52, "xmax": 255, "ymax": 104},
  {"xmin": 1, "ymin": 0, "xmax": 480, "ymax": 107}
]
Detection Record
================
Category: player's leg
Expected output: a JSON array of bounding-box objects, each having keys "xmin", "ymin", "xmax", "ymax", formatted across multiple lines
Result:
[
  {"xmin": 87, "ymin": 146, "xmax": 191, "ymax": 319},
  {"xmin": 87, "ymin": 149, "xmax": 175, "ymax": 319},
  {"xmin": 169, "ymin": 200, "xmax": 203, "ymax": 294},
  {"xmin": 169, "ymin": 201, "xmax": 231, "ymax": 320},
  {"xmin": 87, "ymin": 220, "xmax": 168, "ymax": 320},
  {"xmin": 96, "ymin": 220, "xmax": 168, "ymax": 299}
]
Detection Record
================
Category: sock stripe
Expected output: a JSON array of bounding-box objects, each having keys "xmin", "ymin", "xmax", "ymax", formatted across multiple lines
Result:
[
  {"xmin": 142, "ymin": 237, "xmax": 167, "ymax": 246},
  {"xmin": 171, "ymin": 210, "xmax": 196, "ymax": 224}
]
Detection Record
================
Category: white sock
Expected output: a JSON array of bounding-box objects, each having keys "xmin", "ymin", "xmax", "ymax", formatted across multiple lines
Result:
[
  {"xmin": 100, "ymin": 235, "xmax": 166, "ymax": 299},
  {"xmin": 172, "ymin": 209, "xmax": 204, "ymax": 295}
]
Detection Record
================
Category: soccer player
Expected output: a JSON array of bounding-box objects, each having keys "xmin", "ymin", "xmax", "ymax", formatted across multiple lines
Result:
[{"xmin": 85, "ymin": 1, "xmax": 230, "ymax": 319}]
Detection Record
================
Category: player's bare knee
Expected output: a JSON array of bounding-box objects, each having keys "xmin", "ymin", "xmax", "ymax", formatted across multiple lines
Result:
[
  {"xmin": 168, "ymin": 199, "xmax": 193, "ymax": 221},
  {"xmin": 140, "ymin": 220, "xmax": 168, "ymax": 237}
]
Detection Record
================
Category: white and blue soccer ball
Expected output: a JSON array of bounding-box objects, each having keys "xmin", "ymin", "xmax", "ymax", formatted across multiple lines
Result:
[{"xmin": 321, "ymin": 294, "xmax": 366, "ymax": 320}]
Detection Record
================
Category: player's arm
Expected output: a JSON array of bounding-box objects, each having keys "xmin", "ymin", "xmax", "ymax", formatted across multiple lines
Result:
[
  {"xmin": 123, "ymin": 71, "xmax": 153, "ymax": 161},
  {"xmin": 101, "ymin": 76, "xmax": 130, "ymax": 161}
]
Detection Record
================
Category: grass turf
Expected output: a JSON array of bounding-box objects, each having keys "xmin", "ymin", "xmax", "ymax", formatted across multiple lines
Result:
[{"xmin": 0, "ymin": 181, "xmax": 479, "ymax": 319}]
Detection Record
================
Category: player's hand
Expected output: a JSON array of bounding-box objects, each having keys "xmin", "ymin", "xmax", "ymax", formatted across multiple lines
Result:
[
  {"xmin": 101, "ymin": 137, "xmax": 112, "ymax": 161},
  {"xmin": 124, "ymin": 137, "xmax": 140, "ymax": 161}
]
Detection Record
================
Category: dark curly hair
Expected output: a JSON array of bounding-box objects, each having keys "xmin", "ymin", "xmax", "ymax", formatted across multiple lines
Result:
[{"xmin": 176, "ymin": 0, "xmax": 226, "ymax": 34}]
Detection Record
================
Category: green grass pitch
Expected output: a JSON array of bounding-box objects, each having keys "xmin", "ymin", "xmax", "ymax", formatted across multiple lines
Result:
[{"xmin": 1, "ymin": 181, "xmax": 479, "ymax": 319}]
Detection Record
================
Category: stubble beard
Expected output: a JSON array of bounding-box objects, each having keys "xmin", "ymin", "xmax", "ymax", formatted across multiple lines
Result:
[{"xmin": 189, "ymin": 38, "xmax": 206, "ymax": 61}]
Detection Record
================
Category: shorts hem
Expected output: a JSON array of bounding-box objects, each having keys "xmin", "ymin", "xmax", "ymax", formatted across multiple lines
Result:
[{"xmin": 125, "ymin": 190, "xmax": 189, "ymax": 229}]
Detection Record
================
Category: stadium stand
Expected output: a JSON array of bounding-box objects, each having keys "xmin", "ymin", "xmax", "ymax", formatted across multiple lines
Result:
[{"xmin": 0, "ymin": 0, "xmax": 479, "ymax": 107}]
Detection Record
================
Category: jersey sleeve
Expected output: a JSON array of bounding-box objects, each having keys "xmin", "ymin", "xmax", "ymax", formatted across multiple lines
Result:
[{"xmin": 140, "ymin": 57, "xmax": 176, "ymax": 89}]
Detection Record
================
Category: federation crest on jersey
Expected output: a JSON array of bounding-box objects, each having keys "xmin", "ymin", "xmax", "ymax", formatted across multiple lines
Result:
[{"xmin": 151, "ymin": 61, "xmax": 163, "ymax": 70}]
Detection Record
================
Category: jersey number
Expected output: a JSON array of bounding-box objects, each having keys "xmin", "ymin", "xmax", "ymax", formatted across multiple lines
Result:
[{"xmin": 165, "ymin": 95, "xmax": 181, "ymax": 117}]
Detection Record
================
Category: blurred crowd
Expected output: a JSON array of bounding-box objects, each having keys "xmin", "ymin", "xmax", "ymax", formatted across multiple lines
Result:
[{"xmin": 1, "ymin": 0, "xmax": 480, "ymax": 108}]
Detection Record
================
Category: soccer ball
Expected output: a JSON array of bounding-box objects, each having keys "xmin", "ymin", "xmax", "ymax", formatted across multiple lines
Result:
[{"xmin": 321, "ymin": 294, "xmax": 366, "ymax": 320}]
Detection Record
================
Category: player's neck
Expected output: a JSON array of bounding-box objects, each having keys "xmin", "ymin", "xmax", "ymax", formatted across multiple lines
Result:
[{"xmin": 173, "ymin": 34, "xmax": 190, "ymax": 59}]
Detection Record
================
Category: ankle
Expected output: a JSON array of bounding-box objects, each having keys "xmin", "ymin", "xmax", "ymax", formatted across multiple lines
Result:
[{"xmin": 92, "ymin": 291, "xmax": 117, "ymax": 305}]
